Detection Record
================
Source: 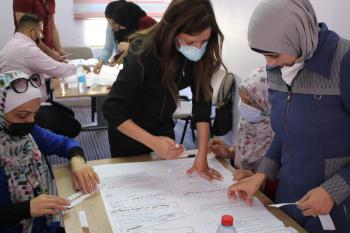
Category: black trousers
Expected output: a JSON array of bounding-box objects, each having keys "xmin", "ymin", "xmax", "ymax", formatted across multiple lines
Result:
[
  {"xmin": 108, "ymin": 124, "xmax": 175, "ymax": 157},
  {"xmin": 36, "ymin": 101, "xmax": 82, "ymax": 138}
]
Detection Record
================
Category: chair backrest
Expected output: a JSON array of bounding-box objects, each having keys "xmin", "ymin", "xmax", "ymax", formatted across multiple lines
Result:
[
  {"xmin": 216, "ymin": 72, "xmax": 235, "ymax": 107},
  {"xmin": 212, "ymin": 70, "xmax": 236, "ymax": 136},
  {"xmin": 63, "ymin": 47, "xmax": 94, "ymax": 59}
]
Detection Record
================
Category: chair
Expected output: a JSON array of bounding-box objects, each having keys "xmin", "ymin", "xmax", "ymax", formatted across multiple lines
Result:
[
  {"xmin": 211, "ymin": 71, "xmax": 236, "ymax": 136},
  {"xmin": 172, "ymin": 68, "xmax": 235, "ymax": 144},
  {"xmin": 172, "ymin": 96, "xmax": 195, "ymax": 144},
  {"xmin": 63, "ymin": 46, "xmax": 93, "ymax": 60}
]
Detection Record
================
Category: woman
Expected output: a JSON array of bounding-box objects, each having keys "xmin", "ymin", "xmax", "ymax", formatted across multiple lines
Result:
[
  {"xmin": 102, "ymin": 0, "xmax": 225, "ymax": 180},
  {"xmin": 93, "ymin": 1, "xmax": 156, "ymax": 73},
  {"xmin": 93, "ymin": 0, "xmax": 126, "ymax": 74},
  {"xmin": 111, "ymin": 1, "xmax": 157, "ymax": 51},
  {"xmin": 228, "ymin": 0, "xmax": 350, "ymax": 232},
  {"xmin": 0, "ymin": 71, "xmax": 99, "ymax": 233},
  {"xmin": 210, "ymin": 67, "xmax": 274, "ymax": 171}
]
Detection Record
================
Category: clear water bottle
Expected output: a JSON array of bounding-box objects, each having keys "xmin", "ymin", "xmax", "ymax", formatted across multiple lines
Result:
[
  {"xmin": 77, "ymin": 65, "xmax": 87, "ymax": 94},
  {"xmin": 216, "ymin": 215, "xmax": 237, "ymax": 233}
]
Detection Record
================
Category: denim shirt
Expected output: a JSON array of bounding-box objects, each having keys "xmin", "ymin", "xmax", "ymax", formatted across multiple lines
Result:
[{"xmin": 99, "ymin": 24, "xmax": 119, "ymax": 64}]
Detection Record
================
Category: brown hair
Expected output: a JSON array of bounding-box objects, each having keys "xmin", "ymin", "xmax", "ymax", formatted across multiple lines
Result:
[{"xmin": 130, "ymin": 0, "xmax": 226, "ymax": 104}]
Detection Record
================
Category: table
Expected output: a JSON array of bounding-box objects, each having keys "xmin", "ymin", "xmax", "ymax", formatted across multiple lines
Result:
[
  {"xmin": 53, "ymin": 78, "xmax": 110, "ymax": 129},
  {"xmin": 53, "ymin": 156, "xmax": 308, "ymax": 233},
  {"xmin": 53, "ymin": 77, "xmax": 110, "ymax": 99}
]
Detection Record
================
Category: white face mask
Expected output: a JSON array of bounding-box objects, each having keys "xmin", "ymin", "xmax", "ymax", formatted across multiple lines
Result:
[
  {"xmin": 238, "ymin": 100, "xmax": 264, "ymax": 123},
  {"xmin": 280, "ymin": 62, "xmax": 305, "ymax": 86},
  {"xmin": 177, "ymin": 41, "xmax": 208, "ymax": 62}
]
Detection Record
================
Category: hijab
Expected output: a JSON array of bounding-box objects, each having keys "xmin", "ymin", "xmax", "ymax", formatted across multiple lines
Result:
[
  {"xmin": 0, "ymin": 70, "xmax": 46, "ymax": 233},
  {"xmin": 104, "ymin": 0, "xmax": 127, "ymax": 18},
  {"xmin": 248, "ymin": 0, "xmax": 319, "ymax": 62},
  {"xmin": 235, "ymin": 67, "xmax": 274, "ymax": 170},
  {"xmin": 112, "ymin": 2, "xmax": 146, "ymax": 42}
]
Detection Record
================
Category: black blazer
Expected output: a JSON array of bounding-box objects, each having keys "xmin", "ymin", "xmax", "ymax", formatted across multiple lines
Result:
[{"xmin": 102, "ymin": 39, "xmax": 211, "ymax": 134}]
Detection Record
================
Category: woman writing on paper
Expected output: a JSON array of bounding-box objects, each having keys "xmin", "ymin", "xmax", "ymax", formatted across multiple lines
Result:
[
  {"xmin": 103, "ymin": 0, "xmax": 226, "ymax": 180},
  {"xmin": 94, "ymin": 1, "xmax": 157, "ymax": 73}
]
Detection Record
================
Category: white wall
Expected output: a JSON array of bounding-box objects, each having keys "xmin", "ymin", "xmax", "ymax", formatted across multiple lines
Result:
[
  {"xmin": 212, "ymin": 0, "xmax": 350, "ymax": 79},
  {"xmin": 1, "ymin": 0, "xmax": 350, "ymax": 77},
  {"xmin": 0, "ymin": 0, "xmax": 15, "ymax": 49}
]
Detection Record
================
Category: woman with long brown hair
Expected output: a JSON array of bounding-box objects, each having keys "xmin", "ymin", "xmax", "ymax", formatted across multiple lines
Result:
[{"xmin": 102, "ymin": 0, "xmax": 225, "ymax": 180}]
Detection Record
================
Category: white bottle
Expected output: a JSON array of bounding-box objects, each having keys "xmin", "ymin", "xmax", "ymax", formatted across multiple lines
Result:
[
  {"xmin": 216, "ymin": 215, "xmax": 237, "ymax": 233},
  {"xmin": 77, "ymin": 65, "xmax": 87, "ymax": 94}
]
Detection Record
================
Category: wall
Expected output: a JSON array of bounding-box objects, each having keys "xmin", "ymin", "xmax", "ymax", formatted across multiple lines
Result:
[
  {"xmin": 1, "ymin": 0, "xmax": 350, "ymax": 77},
  {"xmin": 212, "ymin": 0, "xmax": 350, "ymax": 78}
]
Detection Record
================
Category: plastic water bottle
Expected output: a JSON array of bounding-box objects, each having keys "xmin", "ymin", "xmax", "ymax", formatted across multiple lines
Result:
[
  {"xmin": 216, "ymin": 215, "xmax": 237, "ymax": 233},
  {"xmin": 77, "ymin": 65, "xmax": 87, "ymax": 94}
]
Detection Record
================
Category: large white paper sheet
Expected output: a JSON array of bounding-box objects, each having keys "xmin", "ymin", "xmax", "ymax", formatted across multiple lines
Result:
[
  {"xmin": 94, "ymin": 157, "xmax": 296, "ymax": 233},
  {"xmin": 64, "ymin": 64, "xmax": 122, "ymax": 89}
]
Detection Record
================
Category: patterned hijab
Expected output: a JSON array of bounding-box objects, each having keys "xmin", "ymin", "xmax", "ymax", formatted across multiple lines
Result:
[
  {"xmin": 235, "ymin": 67, "xmax": 274, "ymax": 170},
  {"xmin": 0, "ymin": 71, "xmax": 47, "ymax": 233},
  {"xmin": 248, "ymin": 0, "xmax": 319, "ymax": 62}
]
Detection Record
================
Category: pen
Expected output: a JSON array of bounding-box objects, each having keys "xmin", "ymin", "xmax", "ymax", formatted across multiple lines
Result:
[{"xmin": 179, "ymin": 154, "xmax": 196, "ymax": 158}]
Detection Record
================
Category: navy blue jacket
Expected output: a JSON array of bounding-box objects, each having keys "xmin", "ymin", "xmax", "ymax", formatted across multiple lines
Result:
[
  {"xmin": 258, "ymin": 24, "xmax": 350, "ymax": 232},
  {"xmin": 0, "ymin": 124, "xmax": 83, "ymax": 233}
]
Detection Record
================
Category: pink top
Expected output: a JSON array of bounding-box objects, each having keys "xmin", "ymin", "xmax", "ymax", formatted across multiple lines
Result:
[{"xmin": 0, "ymin": 32, "xmax": 76, "ymax": 99}]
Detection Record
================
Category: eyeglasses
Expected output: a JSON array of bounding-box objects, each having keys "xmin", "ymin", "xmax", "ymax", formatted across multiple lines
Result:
[{"xmin": 9, "ymin": 74, "xmax": 41, "ymax": 93}]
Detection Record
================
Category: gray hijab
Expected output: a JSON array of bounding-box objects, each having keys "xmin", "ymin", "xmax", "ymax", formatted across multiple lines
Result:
[{"xmin": 248, "ymin": 0, "xmax": 319, "ymax": 62}]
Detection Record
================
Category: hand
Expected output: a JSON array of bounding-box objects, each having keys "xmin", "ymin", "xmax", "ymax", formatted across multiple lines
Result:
[
  {"xmin": 187, "ymin": 156, "xmax": 223, "ymax": 181},
  {"xmin": 50, "ymin": 49, "xmax": 66, "ymax": 62},
  {"xmin": 71, "ymin": 157, "xmax": 100, "ymax": 193},
  {"xmin": 227, "ymin": 173, "xmax": 266, "ymax": 206},
  {"xmin": 82, "ymin": 65, "xmax": 91, "ymax": 73},
  {"xmin": 108, "ymin": 58, "xmax": 117, "ymax": 67},
  {"xmin": 93, "ymin": 60, "xmax": 104, "ymax": 74},
  {"xmin": 118, "ymin": 42, "xmax": 129, "ymax": 53},
  {"xmin": 208, "ymin": 138, "xmax": 233, "ymax": 158},
  {"xmin": 150, "ymin": 136, "xmax": 184, "ymax": 159},
  {"xmin": 297, "ymin": 186, "xmax": 334, "ymax": 217},
  {"xmin": 58, "ymin": 49, "xmax": 68, "ymax": 57},
  {"xmin": 30, "ymin": 194, "xmax": 70, "ymax": 217},
  {"xmin": 233, "ymin": 169, "xmax": 254, "ymax": 181}
]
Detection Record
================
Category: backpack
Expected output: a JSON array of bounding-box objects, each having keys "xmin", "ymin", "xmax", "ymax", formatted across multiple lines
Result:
[{"xmin": 212, "ymin": 72, "xmax": 235, "ymax": 136}]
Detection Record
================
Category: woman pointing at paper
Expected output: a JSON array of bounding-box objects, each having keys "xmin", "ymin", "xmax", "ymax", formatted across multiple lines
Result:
[
  {"xmin": 227, "ymin": 0, "xmax": 350, "ymax": 232},
  {"xmin": 102, "ymin": 0, "xmax": 225, "ymax": 180}
]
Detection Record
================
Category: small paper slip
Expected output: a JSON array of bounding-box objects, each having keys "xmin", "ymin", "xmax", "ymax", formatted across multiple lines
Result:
[
  {"xmin": 319, "ymin": 215, "xmax": 336, "ymax": 231},
  {"xmin": 150, "ymin": 149, "xmax": 198, "ymax": 159},
  {"xmin": 79, "ymin": 210, "xmax": 89, "ymax": 228},
  {"xmin": 79, "ymin": 210, "xmax": 90, "ymax": 233},
  {"xmin": 66, "ymin": 191, "xmax": 95, "ymax": 209},
  {"xmin": 269, "ymin": 203, "xmax": 298, "ymax": 208}
]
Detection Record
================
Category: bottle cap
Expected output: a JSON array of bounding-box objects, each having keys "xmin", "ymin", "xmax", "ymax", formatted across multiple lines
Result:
[{"xmin": 221, "ymin": 215, "xmax": 234, "ymax": 226}]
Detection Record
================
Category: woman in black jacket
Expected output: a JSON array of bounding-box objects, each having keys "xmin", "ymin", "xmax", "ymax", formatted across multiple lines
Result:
[{"xmin": 103, "ymin": 0, "xmax": 226, "ymax": 180}]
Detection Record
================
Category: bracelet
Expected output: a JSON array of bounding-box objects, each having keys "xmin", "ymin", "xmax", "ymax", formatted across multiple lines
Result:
[
  {"xmin": 71, "ymin": 155, "xmax": 86, "ymax": 162},
  {"xmin": 228, "ymin": 147, "xmax": 235, "ymax": 156}
]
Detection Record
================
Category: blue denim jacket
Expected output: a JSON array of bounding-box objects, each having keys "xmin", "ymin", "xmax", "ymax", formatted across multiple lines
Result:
[{"xmin": 99, "ymin": 24, "xmax": 119, "ymax": 64}]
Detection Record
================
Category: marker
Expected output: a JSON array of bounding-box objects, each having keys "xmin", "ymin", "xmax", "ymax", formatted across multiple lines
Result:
[{"xmin": 179, "ymin": 154, "xmax": 196, "ymax": 158}]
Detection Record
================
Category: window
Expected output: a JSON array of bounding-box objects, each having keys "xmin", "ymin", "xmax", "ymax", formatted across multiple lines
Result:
[
  {"xmin": 84, "ymin": 19, "xmax": 107, "ymax": 47},
  {"xmin": 77, "ymin": 0, "xmax": 169, "ymax": 47},
  {"xmin": 74, "ymin": 0, "xmax": 169, "ymax": 19}
]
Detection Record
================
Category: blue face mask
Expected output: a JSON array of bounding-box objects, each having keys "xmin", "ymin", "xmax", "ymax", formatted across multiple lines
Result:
[{"xmin": 177, "ymin": 41, "xmax": 208, "ymax": 62}]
